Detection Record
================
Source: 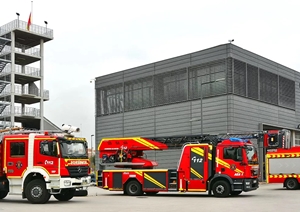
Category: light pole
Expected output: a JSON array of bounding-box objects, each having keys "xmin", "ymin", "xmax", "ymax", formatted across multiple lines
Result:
[
  {"xmin": 44, "ymin": 21, "xmax": 48, "ymax": 33},
  {"xmin": 200, "ymin": 77, "xmax": 226, "ymax": 134},
  {"xmin": 91, "ymin": 134, "xmax": 94, "ymax": 156},
  {"xmin": 16, "ymin": 12, "xmax": 20, "ymax": 28}
]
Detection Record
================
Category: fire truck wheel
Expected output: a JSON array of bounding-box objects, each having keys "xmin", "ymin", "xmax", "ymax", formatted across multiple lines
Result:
[
  {"xmin": 54, "ymin": 189, "xmax": 75, "ymax": 201},
  {"xmin": 0, "ymin": 191, "xmax": 8, "ymax": 199},
  {"xmin": 25, "ymin": 179, "xmax": 51, "ymax": 204},
  {"xmin": 285, "ymin": 178, "xmax": 299, "ymax": 190},
  {"xmin": 212, "ymin": 180, "xmax": 230, "ymax": 197},
  {"xmin": 125, "ymin": 180, "xmax": 143, "ymax": 196}
]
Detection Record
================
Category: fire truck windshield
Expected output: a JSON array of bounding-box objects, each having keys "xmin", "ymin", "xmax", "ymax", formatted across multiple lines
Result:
[
  {"xmin": 59, "ymin": 139, "xmax": 88, "ymax": 159},
  {"xmin": 245, "ymin": 145, "xmax": 258, "ymax": 165}
]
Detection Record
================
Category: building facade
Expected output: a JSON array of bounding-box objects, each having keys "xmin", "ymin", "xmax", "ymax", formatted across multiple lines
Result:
[
  {"xmin": 94, "ymin": 44, "xmax": 300, "ymax": 173},
  {"xmin": 0, "ymin": 18, "xmax": 53, "ymax": 129}
]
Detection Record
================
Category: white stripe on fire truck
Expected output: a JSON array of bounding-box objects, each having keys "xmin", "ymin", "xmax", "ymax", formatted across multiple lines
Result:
[{"xmin": 28, "ymin": 133, "xmax": 36, "ymax": 169}]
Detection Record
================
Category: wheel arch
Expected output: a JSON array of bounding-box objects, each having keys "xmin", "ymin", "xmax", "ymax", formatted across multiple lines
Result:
[
  {"xmin": 22, "ymin": 168, "xmax": 49, "ymax": 191},
  {"xmin": 208, "ymin": 174, "xmax": 234, "ymax": 192},
  {"xmin": 123, "ymin": 177, "xmax": 143, "ymax": 191}
]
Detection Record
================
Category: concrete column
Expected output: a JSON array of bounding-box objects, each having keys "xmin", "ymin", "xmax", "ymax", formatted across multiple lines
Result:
[
  {"xmin": 258, "ymin": 123, "xmax": 264, "ymax": 182},
  {"xmin": 10, "ymin": 31, "xmax": 15, "ymax": 127},
  {"xmin": 40, "ymin": 39, "xmax": 44, "ymax": 130}
]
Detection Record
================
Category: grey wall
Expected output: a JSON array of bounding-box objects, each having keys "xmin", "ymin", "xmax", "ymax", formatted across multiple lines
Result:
[{"xmin": 95, "ymin": 43, "xmax": 300, "ymax": 170}]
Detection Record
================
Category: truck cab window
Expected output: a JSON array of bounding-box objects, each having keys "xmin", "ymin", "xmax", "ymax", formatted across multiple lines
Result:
[
  {"xmin": 10, "ymin": 142, "xmax": 25, "ymax": 157},
  {"xmin": 40, "ymin": 141, "xmax": 58, "ymax": 157},
  {"xmin": 223, "ymin": 147, "xmax": 243, "ymax": 161}
]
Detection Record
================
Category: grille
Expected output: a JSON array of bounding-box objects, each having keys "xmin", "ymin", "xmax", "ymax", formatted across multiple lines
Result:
[{"xmin": 66, "ymin": 166, "xmax": 89, "ymax": 177}]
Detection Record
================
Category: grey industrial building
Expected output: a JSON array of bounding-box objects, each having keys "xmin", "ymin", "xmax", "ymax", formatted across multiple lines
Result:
[
  {"xmin": 0, "ymin": 18, "xmax": 59, "ymax": 130},
  {"xmin": 94, "ymin": 43, "xmax": 300, "ymax": 177}
]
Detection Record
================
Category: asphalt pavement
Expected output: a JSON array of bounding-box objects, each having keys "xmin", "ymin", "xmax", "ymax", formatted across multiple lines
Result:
[{"xmin": 1, "ymin": 183, "xmax": 299, "ymax": 212}]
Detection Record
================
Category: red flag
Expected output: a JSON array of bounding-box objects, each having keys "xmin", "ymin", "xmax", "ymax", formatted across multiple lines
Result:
[{"xmin": 27, "ymin": 13, "xmax": 32, "ymax": 31}]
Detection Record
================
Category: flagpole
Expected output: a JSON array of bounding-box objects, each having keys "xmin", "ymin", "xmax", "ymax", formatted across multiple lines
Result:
[{"xmin": 31, "ymin": 1, "xmax": 33, "ymax": 23}]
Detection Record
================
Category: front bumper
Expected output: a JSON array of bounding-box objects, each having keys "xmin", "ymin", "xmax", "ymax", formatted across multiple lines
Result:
[
  {"xmin": 232, "ymin": 178, "xmax": 259, "ymax": 192},
  {"xmin": 47, "ymin": 176, "xmax": 92, "ymax": 190},
  {"xmin": 243, "ymin": 178, "xmax": 259, "ymax": 191}
]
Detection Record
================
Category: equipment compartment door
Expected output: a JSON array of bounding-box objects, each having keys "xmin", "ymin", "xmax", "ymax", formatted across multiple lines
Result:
[
  {"xmin": 188, "ymin": 145, "xmax": 210, "ymax": 191},
  {"xmin": 5, "ymin": 139, "xmax": 28, "ymax": 178}
]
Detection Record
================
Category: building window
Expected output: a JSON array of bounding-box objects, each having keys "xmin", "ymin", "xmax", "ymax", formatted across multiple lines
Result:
[
  {"xmin": 96, "ymin": 84, "xmax": 123, "ymax": 116},
  {"xmin": 10, "ymin": 142, "xmax": 25, "ymax": 157},
  {"xmin": 189, "ymin": 60, "xmax": 226, "ymax": 100},
  {"xmin": 295, "ymin": 132, "xmax": 300, "ymax": 146},
  {"xmin": 154, "ymin": 69, "xmax": 187, "ymax": 105},
  {"xmin": 124, "ymin": 77, "xmax": 154, "ymax": 111}
]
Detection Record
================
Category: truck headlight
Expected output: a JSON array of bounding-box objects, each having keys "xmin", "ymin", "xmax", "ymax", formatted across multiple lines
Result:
[{"xmin": 64, "ymin": 180, "xmax": 71, "ymax": 186}]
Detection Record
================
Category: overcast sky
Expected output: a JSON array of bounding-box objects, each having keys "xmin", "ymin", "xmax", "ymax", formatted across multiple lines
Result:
[{"xmin": 2, "ymin": 0, "xmax": 300, "ymax": 147}]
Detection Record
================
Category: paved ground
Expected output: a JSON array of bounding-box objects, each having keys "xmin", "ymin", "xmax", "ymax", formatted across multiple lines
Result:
[{"xmin": 0, "ymin": 183, "xmax": 299, "ymax": 212}]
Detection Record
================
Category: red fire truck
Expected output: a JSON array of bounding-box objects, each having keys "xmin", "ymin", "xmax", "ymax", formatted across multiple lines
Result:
[
  {"xmin": 97, "ymin": 134, "xmax": 259, "ymax": 197},
  {"xmin": 264, "ymin": 129, "xmax": 300, "ymax": 189},
  {"xmin": 0, "ymin": 125, "xmax": 91, "ymax": 204}
]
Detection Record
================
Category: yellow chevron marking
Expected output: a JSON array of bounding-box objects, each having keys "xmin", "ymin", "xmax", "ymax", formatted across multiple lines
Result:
[
  {"xmin": 216, "ymin": 158, "xmax": 244, "ymax": 174},
  {"xmin": 135, "ymin": 171, "xmax": 143, "ymax": 176},
  {"xmin": 190, "ymin": 168, "xmax": 203, "ymax": 179},
  {"xmin": 208, "ymin": 153, "xmax": 212, "ymax": 160},
  {"xmin": 270, "ymin": 174, "xmax": 300, "ymax": 178},
  {"xmin": 135, "ymin": 138, "xmax": 159, "ymax": 149},
  {"xmin": 144, "ymin": 173, "xmax": 166, "ymax": 189},
  {"xmin": 191, "ymin": 147, "xmax": 204, "ymax": 156},
  {"xmin": 191, "ymin": 147, "xmax": 212, "ymax": 160}
]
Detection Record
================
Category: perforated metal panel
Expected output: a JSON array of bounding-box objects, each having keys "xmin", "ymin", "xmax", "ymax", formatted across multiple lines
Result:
[
  {"xmin": 260, "ymin": 69, "xmax": 278, "ymax": 105},
  {"xmin": 279, "ymin": 76, "xmax": 295, "ymax": 109},
  {"xmin": 233, "ymin": 59, "xmax": 246, "ymax": 96},
  {"xmin": 247, "ymin": 64, "xmax": 259, "ymax": 100}
]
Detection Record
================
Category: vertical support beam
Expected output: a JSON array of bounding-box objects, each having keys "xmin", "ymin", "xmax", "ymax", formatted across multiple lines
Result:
[
  {"xmin": 40, "ymin": 39, "xmax": 44, "ymax": 130},
  {"xmin": 10, "ymin": 31, "xmax": 15, "ymax": 127},
  {"xmin": 258, "ymin": 123, "xmax": 264, "ymax": 182}
]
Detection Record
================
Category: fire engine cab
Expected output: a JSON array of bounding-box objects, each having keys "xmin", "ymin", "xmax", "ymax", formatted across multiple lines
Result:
[
  {"xmin": 0, "ymin": 125, "xmax": 91, "ymax": 204},
  {"xmin": 97, "ymin": 134, "xmax": 259, "ymax": 197}
]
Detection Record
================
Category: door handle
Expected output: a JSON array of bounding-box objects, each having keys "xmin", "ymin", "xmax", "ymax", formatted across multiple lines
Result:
[{"xmin": 37, "ymin": 161, "xmax": 43, "ymax": 164}]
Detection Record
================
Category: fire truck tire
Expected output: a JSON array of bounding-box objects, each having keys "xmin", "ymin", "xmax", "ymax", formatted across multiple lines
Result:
[
  {"xmin": 285, "ymin": 178, "xmax": 299, "ymax": 190},
  {"xmin": 54, "ymin": 189, "xmax": 75, "ymax": 201},
  {"xmin": 0, "ymin": 191, "xmax": 8, "ymax": 199},
  {"xmin": 25, "ymin": 179, "xmax": 51, "ymax": 204},
  {"xmin": 125, "ymin": 180, "xmax": 143, "ymax": 196},
  {"xmin": 212, "ymin": 180, "xmax": 230, "ymax": 197}
]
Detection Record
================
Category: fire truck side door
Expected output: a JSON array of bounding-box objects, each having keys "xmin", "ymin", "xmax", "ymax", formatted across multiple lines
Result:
[
  {"xmin": 5, "ymin": 139, "xmax": 28, "ymax": 178},
  {"xmin": 187, "ymin": 145, "xmax": 209, "ymax": 191},
  {"xmin": 34, "ymin": 140, "xmax": 59, "ymax": 175}
]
